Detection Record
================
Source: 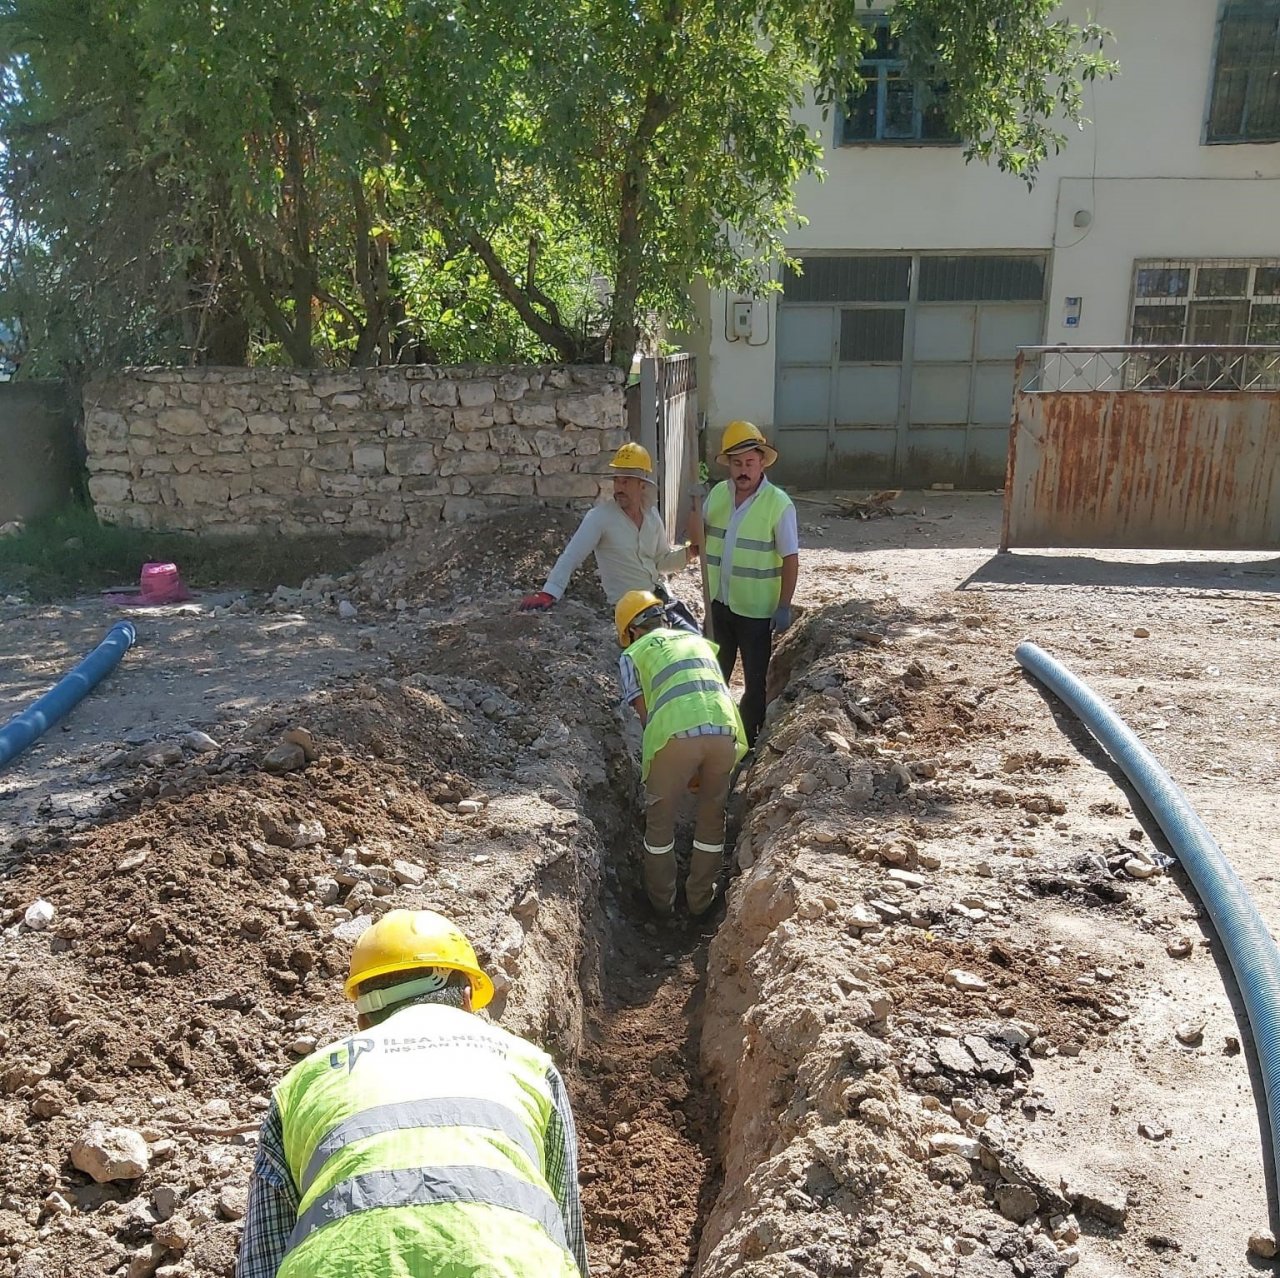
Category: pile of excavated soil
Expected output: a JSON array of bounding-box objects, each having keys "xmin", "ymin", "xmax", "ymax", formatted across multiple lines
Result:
[
  {"xmin": 698, "ymin": 582, "xmax": 1274, "ymax": 1278},
  {"xmin": 0, "ymin": 588, "xmax": 622, "ymax": 1278},
  {"xmin": 291, "ymin": 507, "xmax": 608, "ymax": 613}
]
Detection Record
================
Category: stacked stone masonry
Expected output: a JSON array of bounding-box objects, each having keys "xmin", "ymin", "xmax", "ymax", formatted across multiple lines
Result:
[{"xmin": 83, "ymin": 365, "xmax": 627, "ymax": 535}]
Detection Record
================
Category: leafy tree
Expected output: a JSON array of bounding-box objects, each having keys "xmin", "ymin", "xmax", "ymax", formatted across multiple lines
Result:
[
  {"xmin": 473, "ymin": 0, "xmax": 1113, "ymax": 365},
  {"xmin": 0, "ymin": 0, "xmax": 1112, "ymax": 374},
  {"xmin": 0, "ymin": 0, "xmax": 608, "ymax": 370}
]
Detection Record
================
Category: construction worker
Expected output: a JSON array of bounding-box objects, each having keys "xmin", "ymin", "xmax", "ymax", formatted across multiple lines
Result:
[
  {"xmin": 703, "ymin": 421, "xmax": 799, "ymax": 747},
  {"xmin": 616, "ymin": 589, "xmax": 748, "ymax": 918},
  {"xmin": 519, "ymin": 442, "xmax": 700, "ymax": 630},
  {"xmin": 236, "ymin": 909, "xmax": 589, "ymax": 1278}
]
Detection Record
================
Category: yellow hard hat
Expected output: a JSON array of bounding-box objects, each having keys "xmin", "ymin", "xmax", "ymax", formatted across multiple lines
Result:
[
  {"xmin": 609, "ymin": 442, "xmax": 656, "ymax": 483},
  {"xmin": 615, "ymin": 588, "xmax": 665, "ymax": 646},
  {"xmin": 344, "ymin": 908, "xmax": 495, "ymax": 1011},
  {"xmin": 716, "ymin": 420, "xmax": 778, "ymax": 468}
]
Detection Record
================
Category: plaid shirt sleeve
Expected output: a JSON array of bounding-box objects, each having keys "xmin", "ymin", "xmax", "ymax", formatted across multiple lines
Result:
[
  {"xmin": 544, "ymin": 1065, "xmax": 591, "ymax": 1277},
  {"xmin": 618, "ymin": 653, "xmax": 642, "ymax": 709},
  {"xmin": 236, "ymin": 1100, "xmax": 299, "ymax": 1278}
]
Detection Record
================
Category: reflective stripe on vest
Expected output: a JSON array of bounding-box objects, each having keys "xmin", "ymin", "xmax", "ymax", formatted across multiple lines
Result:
[
  {"xmin": 287, "ymin": 1163, "xmax": 569, "ymax": 1254},
  {"xmin": 650, "ymin": 655, "xmax": 722, "ymax": 689},
  {"xmin": 274, "ymin": 1003, "xmax": 578, "ymax": 1278},
  {"xmin": 650, "ymin": 677, "xmax": 725, "ymax": 716},
  {"xmin": 627, "ymin": 629, "xmax": 747, "ymax": 779},
  {"xmin": 704, "ymin": 481, "xmax": 791, "ymax": 617},
  {"xmin": 301, "ymin": 1097, "xmax": 540, "ymax": 1194}
]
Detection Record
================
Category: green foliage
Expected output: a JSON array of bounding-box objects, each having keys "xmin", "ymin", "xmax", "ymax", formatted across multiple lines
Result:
[
  {"xmin": 891, "ymin": 0, "xmax": 1114, "ymax": 181},
  {"xmin": 0, "ymin": 0, "xmax": 1114, "ymax": 375},
  {"xmin": 0, "ymin": 504, "xmax": 384, "ymax": 601}
]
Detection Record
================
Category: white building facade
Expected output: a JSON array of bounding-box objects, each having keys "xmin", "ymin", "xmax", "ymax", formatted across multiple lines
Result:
[{"xmin": 698, "ymin": 0, "xmax": 1280, "ymax": 488}]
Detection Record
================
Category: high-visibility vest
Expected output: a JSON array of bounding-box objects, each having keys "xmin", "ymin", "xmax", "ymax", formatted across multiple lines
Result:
[
  {"xmin": 626, "ymin": 629, "xmax": 747, "ymax": 779},
  {"xmin": 274, "ymin": 1002, "xmax": 580, "ymax": 1278},
  {"xmin": 704, "ymin": 481, "xmax": 793, "ymax": 618}
]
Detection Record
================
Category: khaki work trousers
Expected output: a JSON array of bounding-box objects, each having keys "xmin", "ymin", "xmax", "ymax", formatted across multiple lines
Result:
[{"xmin": 642, "ymin": 732, "xmax": 737, "ymax": 916}]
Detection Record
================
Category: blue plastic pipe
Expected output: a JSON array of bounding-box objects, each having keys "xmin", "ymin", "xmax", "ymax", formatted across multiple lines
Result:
[
  {"xmin": 0, "ymin": 621, "xmax": 137, "ymax": 770},
  {"xmin": 1016, "ymin": 640, "xmax": 1280, "ymax": 1181}
]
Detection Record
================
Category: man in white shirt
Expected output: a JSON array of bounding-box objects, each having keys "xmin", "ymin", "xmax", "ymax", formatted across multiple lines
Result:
[{"xmin": 520, "ymin": 443, "xmax": 700, "ymax": 624}]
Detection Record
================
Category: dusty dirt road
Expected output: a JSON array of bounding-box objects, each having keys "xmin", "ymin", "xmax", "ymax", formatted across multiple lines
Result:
[{"xmin": 0, "ymin": 494, "xmax": 1277, "ymax": 1278}]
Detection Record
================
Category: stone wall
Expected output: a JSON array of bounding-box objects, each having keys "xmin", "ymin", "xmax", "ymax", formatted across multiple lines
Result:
[{"xmin": 83, "ymin": 365, "xmax": 626, "ymax": 535}]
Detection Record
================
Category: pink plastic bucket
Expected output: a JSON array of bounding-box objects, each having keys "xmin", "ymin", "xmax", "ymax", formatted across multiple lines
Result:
[{"xmin": 139, "ymin": 562, "xmax": 190, "ymax": 604}]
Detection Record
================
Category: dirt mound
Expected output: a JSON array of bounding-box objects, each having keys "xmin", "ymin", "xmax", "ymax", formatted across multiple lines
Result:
[
  {"xmin": 298, "ymin": 507, "xmax": 607, "ymax": 612},
  {"xmin": 697, "ymin": 601, "xmax": 1165, "ymax": 1278}
]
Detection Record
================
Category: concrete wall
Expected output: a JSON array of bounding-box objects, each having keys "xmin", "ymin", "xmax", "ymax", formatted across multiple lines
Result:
[
  {"xmin": 0, "ymin": 382, "xmax": 76, "ymax": 523},
  {"xmin": 83, "ymin": 365, "xmax": 626, "ymax": 535},
  {"xmin": 703, "ymin": 0, "xmax": 1280, "ymax": 435}
]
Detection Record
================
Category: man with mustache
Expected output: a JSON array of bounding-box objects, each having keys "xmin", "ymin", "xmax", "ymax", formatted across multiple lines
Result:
[
  {"xmin": 702, "ymin": 421, "xmax": 799, "ymax": 747},
  {"xmin": 519, "ymin": 442, "xmax": 699, "ymax": 631}
]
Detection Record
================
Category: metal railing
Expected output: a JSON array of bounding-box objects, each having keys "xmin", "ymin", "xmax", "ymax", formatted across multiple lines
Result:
[{"xmin": 1016, "ymin": 345, "xmax": 1280, "ymax": 394}]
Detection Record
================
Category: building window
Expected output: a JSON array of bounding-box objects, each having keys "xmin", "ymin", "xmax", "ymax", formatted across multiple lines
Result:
[
  {"xmin": 1131, "ymin": 258, "xmax": 1280, "ymax": 343},
  {"xmin": 1207, "ymin": 1, "xmax": 1280, "ymax": 143},
  {"xmin": 839, "ymin": 18, "xmax": 958, "ymax": 145},
  {"xmin": 1128, "ymin": 258, "xmax": 1280, "ymax": 387}
]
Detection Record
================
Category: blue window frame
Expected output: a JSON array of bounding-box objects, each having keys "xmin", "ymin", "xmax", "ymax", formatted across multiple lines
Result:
[
  {"xmin": 1207, "ymin": 0, "xmax": 1280, "ymax": 143},
  {"xmin": 838, "ymin": 18, "xmax": 957, "ymax": 146}
]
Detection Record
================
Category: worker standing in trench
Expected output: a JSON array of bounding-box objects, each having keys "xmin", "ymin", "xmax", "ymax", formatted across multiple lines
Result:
[
  {"xmin": 519, "ymin": 442, "xmax": 702, "ymax": 631},
  {"xmin": 702, "ymin": 421, "xmax": 799, "ymax": 747},
  {"xmin": 616, "ymin": 589, "xmax": 748, "ymax": 918},
  {"xmin": 236, "ymin": 909, "xmax": 590, "ymax": 1278}
]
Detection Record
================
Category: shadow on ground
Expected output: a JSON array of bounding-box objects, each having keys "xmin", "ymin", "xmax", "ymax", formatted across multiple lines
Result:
[{"xmin": 961, "ymin": 552, "xmax": 1280, "ymax": 595}]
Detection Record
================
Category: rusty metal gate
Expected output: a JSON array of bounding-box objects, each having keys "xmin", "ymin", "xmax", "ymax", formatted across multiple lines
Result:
[{"xmin": 1002, "ymin": 345, "xmax": 1280, "ymax": 551}]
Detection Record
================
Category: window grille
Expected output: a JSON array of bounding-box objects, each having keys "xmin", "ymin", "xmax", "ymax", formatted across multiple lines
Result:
[
  {"xmin": 783, "ymin": 254, "xmax": 1044, "ymax": 304},
  {"xmin": 1130, "ymin": 258, "xmax": 1280, "ymax": 342},
  {"xmin": 839, "ymin": 309, "xmax": 906, "ymax": 361},
  {"xmin": 1207, "ymin": 0, "xmax": 1280, "ymax": 143},
  {"xmin": 782, "ymin": 256, "xmax": 910, "ymax": 303},
  {"xmin": 1125, "ymin": 258, "xmax": 1280, "ymax": 386},
  {"xmin": 838, "ymin": 18, "xmax": 958, "ymax": 145},
  {"xmin": 918, "ymin": 257, "xmax": 1045, "ymax": 303}
]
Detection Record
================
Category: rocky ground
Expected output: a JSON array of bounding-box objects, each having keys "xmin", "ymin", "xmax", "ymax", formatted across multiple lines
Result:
[{"xmin": 0, "ymin": 494, "xmax": 1278, "ymax": 1278}]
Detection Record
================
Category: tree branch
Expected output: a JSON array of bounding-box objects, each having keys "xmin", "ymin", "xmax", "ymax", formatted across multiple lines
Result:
[
  {"xmin": 466, "ymin": 230, "xmax": 584, "ymax": 362},
  {"xmin": 233, "ymin": 237, "xmax": 313, "ymax": 366}
]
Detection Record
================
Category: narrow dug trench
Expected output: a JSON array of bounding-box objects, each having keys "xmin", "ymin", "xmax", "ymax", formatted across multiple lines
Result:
[{"xmin": 572, "ymin": 770, "xmax": 727, "ymax": 1278}]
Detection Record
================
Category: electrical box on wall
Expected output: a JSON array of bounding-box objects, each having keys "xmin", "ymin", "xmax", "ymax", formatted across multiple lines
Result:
[
  {"xmin": 1063, "ymin": 296, "xmax": 1083, "ymax": 329},
  {"xmin": 731, "ymin": 300, "xmax": 753, "ymax": 339}
]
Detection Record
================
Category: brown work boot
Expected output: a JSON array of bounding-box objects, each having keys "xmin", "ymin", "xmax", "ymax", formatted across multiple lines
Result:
[
  {"xmin": 643, "ymin": 843, "xmax": 677, "ymax": 917},
  {"xmin": 685, "ymin": 842, "xmax": 723, "ymax": 918}
]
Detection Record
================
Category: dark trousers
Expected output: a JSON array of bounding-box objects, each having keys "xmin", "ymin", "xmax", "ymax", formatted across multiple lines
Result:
[{"xmin": 709, "ymin": 600, "xmax": 772, "ymax": 746}]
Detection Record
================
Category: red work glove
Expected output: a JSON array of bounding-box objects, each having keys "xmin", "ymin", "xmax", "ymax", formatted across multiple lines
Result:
[{"xmin": 519, "ymin": 591, "xmax": 556, "ymax": 612}]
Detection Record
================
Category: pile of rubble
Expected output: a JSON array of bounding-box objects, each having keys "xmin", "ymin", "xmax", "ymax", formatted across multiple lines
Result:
[
  {"xmin": 264, "ymin": 508, "xmax": 605, "ymax": 617},
  {"xmin": 696, "ymin": 601, "xmax": 1190, "ymax": 1278}
]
